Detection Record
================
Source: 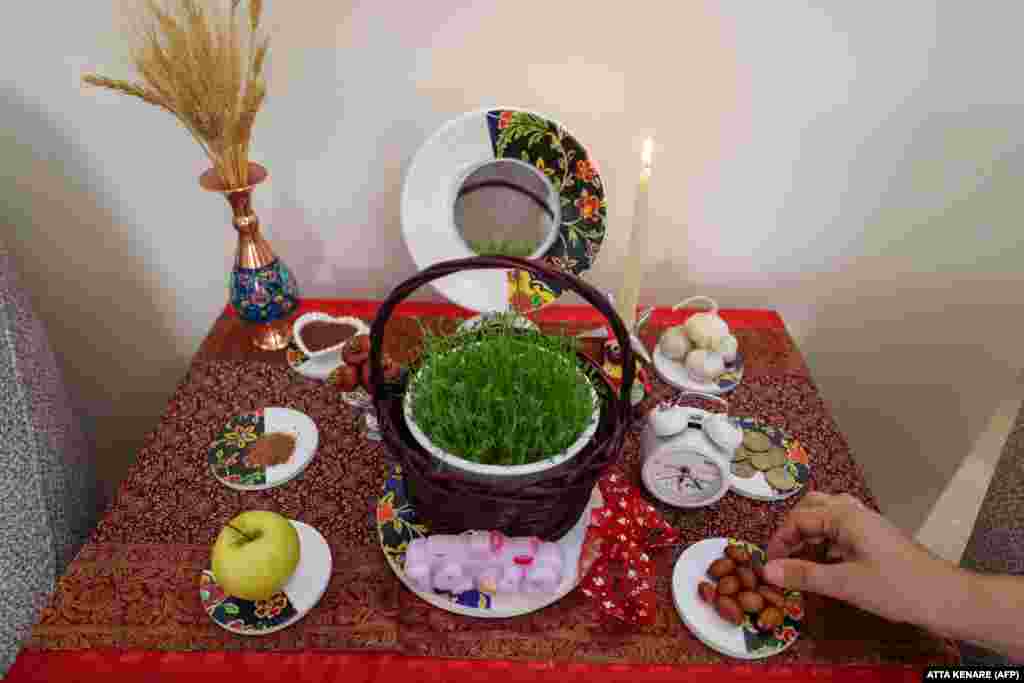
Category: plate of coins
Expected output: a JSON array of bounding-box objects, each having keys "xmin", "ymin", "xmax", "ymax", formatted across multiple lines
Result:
[{"xmin": 728, "ymin": 418, "xmax": 810, "ymax": 502}]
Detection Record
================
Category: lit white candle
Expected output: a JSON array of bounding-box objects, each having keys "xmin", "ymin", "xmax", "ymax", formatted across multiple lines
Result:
[{"xmin": 614, "ymin": 137, "xmax": 653, "ymax": 332}]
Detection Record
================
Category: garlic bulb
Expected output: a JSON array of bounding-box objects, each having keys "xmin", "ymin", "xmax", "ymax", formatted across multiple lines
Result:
[
  {"xmin": 712, "ymin": 334, "xmax": 739, "ymax": 364},
  {"xmin": 660, "ymin": 325, "xmax": 691, "ymax": 361},
  {"xmin": 685, "ymin": 349, "xmax": 726, "ymax": 384},
  {"xmin": 684, "ymin": 312, "xmax": 730, "ymax": 350}
]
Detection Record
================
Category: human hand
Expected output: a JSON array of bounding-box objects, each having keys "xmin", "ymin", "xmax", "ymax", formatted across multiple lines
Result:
[{"xmin": 763, "ymin": 491, "xmax": 954, "ymax": 628}]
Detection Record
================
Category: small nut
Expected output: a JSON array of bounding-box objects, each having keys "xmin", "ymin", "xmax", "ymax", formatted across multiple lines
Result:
[
  {"xmin": 737, "ymin": 591, "xmax": 765, "ymax": 614},
  {"xmin": 717, "ymin": 575, "xmax": 741, "ymax": 596},
  {"xmin": 698, "ymin": 581, "xmax": 717, "ymax": 604},
  {"xmin": 343, "ymin": 335, "xmax": 371, "ymax": 365},
  {"xmin": 708, "ymin": 558, "xmax": 736, "ymax": 579},
  {"xmin": 737, "ymin": 567, "xmax": 758, "ymax": 591},
  {"xmin": 725, "ymin": 546, "xmax": 752, "ymax": 565},
  {"xmin": 758, "ymin": 585, "xmax": 786, "ymax": 608},
  {"xmin": 715, "ymin": 595, "xmax": 744, "ymax": 626},
  {"xmin": 757, "ymin": 606, "xmax": 784, "ymax": 631}
]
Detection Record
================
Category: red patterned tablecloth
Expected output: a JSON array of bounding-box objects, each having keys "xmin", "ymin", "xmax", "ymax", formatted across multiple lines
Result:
[{"xmin": 8, "ymin": 302, "xmax": 957, "ymax": 681}]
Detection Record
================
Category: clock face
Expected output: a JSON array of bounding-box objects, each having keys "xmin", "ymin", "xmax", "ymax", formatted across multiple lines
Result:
[{"xmin": 642, "ymin": 446, "xmax": 728, "ymax": 508}]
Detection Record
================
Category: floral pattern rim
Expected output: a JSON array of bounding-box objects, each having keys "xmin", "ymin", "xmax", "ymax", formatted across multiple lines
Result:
[
  {"xmin": 200, "ymin": 571, "xmax": 298, "ymax": 634},
  {"xmin": 207, "ymin": 411, "xmax": 267, "ymax": 487},
  {"xmin": 733, "ymin": 417, "xmax": 811, "ymax": 495},
  {"xmin": 230, "ymin": 258, "xmax": 299, "ymax": 323},
  {"xmin": 486, "ymin": 110, "xmax": 606, "ymax": 311},
  {"xmin": 726, "ymin": 539, "xmax": 803, "ymax": 655}
]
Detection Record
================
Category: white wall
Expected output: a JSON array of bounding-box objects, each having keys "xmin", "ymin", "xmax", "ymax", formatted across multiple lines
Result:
[{"xmin": 2, "ymin": 1, "xmax": 1022, "ymax": 530}]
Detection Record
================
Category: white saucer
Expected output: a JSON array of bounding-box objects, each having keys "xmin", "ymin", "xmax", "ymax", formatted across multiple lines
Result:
[
  {"xmin": 201, "ymin": 520, "xmax": 332, "ymax": 636},
  {"xmin": 208, "ymin": 407, "xmax": 319, "ymax": 491},
  {"xmin": 289, "ymin": 350, "xmax": 345, "ymax": 381},
  {"xmin": 728, "ymin": 418, "xmax": 811, "ymax": 503},
  {"xmin": 653, "ymin": 342, "xmax": 745, "ymax": 395},
  {"xmin": 672, "ymin": 538, "xmax": 802, "ymax": 659},
  {"xmin": 378, "ymin": 465, "xmax": 602, "ymax": 618}
]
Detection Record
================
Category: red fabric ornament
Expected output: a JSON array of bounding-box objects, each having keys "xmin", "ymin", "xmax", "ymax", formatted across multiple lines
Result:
[{"xmin": 578, "ymin": 468, "xmax": 681, "ymax": 626}]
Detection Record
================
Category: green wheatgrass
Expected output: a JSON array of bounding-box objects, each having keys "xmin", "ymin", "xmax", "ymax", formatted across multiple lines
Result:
[
  {"xmin": 410, "ymin": 312, "xmax": 594, "ymax": 466},
  {"xmin": 466, "ymin": 238, "xmax": 538, "ymax": 259}
]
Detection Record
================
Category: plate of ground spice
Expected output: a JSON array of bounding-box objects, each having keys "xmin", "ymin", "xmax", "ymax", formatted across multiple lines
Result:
[{"xmin": 207, "ymin": 407, "xmax": 319, "ymax": 491}]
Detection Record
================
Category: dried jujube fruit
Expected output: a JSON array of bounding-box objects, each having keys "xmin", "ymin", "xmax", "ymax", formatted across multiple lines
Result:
[
  {"xmin": 717, "ymin": 575, "xmax": 741, "ymax": 596},
  {"xmin": 333, "ymin": 364, "xmax": 359, "ymax": 392},
  {"xmin": 342, "ymin": 335, "xmax": 371, "ymax": 365},
  {"xmin": 698, "ymin": 581, "xmax": 717, "ymax": 604},
  {"xmin": 757, "ymin": 606, "xmax": 784, "ymax": 631},
  {"xmin": 725, "ymin": 546, "xmax": 752, "ymax": 565},
  {"xmin": 737, "ymin": 566, "xmax": 758, "ymax": 590},
  {"xmin": 708, "ymin": 558, "xmax": 735, "ymax": 579},
  {"xmin": 715, "ymin": 595, "xmax": 743, "ymax": 626},
  {"xmin": 737, "ymin": 591, "xmax": 765, "ymax": 614}
]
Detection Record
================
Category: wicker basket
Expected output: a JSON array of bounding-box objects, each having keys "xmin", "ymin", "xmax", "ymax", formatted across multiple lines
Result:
[{"xmin": 369, "ymin": 256, "xmax": 635, "ymax": 541}]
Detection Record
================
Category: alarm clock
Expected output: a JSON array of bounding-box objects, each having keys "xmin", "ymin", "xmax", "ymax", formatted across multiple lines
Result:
[{"xmin": 640, "ymin": 393, "xmax": 742, "ymax": 508}]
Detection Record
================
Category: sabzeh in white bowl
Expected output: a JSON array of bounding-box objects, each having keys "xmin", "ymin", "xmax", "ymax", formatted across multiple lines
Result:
[{"xmin": 403, "ymin": 312, "xmax": 601, "ymax": 486}]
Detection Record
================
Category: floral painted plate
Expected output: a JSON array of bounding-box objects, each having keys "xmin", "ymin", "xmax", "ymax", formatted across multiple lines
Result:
[
  {"xmin": 730, "ymin": 418, "xmax": 810, "ymax": 502},
  {"xmin": 207, "ymin": 408, "xmax": 319, "ymax": 491},
  {"xmin": 377, "ymin": 464, "xmax": 601, "ymax": 618},
  {"xmin": 672, "ymin": 538, "xmax": 803, "ymax": 659},
  {"xmin": 653, "ymin": 342, "xmax": 744, "ymax": 395},
  {"xmin": 200, "ymin": 520, "xmax": 332, "ymax": 636},
  {"xmin": 401, "ymin": 107, "xmax": 607, "ymax": 313}
]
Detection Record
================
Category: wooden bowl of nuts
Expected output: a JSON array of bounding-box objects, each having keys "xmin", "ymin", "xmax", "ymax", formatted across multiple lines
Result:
[{"xmin": 671, "ymin": 537, "xmax": 804, "ymax": 659}]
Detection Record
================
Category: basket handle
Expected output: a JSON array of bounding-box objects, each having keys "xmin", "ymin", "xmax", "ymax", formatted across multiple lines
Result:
[{"xmin": 368, "ymin": 256, "xmax": 635, "ymax": 417}]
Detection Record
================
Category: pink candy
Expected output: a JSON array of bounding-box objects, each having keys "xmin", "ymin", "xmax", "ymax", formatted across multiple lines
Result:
[{"xmin": 404, "ymin": 530, "xmax": 564, "ymax": 595}]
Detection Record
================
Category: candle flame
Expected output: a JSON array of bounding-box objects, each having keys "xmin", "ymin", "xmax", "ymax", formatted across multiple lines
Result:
[{"xmin": 642, "ymin": 137, "xmax": 654, "ymax": 168}]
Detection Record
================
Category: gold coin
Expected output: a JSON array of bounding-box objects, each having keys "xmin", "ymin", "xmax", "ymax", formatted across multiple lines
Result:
[
  {"xmin": 750, "ymin": 454, "xmax": 775, "ymax": 471},
  {"xmin": 766, "ymin": 467, "xmax": 798, "ymax": 491},
  {"xmin": 768, "ymin": 447, "xmax": 788, "ymax": 468},
  {"xmin": 732, "ymin": 447, "xmax": 751, "ymax": 462},
  {"xmin": 742, "ymin": 430, "xmax": 772, "ymax": 453},
  {"xmin": 731, "ymin": 461, "xmax": 757, "ymax": 478}
]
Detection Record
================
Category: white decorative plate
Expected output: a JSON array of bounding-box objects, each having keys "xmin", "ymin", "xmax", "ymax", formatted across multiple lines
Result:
[
  {"xmin": 207, "ymin": 407, "xmax": 319, "ymax": 491},
  {"xmin": 672, "ymin": 537, "xmax": 803, "ymax": 659},
  {"xmin": 401, "ymin": 107, "xmax": 608, "ymax": 313},
  {"xmin": 653, "ymin": 342, "xmax": 745, "ymax": 395},
  {"xmin": 377, "ymin": 464, "xmax": 601, "ymax": 618},
  {"xmin": 728, "ymin": 417, "xmax": 811, "ymax": 502},
  {"xmin": 200, "ymin": 520, "xmax": 332, "ymax": 636}
]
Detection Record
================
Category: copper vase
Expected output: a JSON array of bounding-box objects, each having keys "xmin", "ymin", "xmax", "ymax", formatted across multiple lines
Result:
[{"xmin": 200, "ymin": 163, "xmax": 300, "ymax": 351}]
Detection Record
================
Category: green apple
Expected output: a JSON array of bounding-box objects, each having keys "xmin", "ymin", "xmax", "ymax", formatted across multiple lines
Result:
[{"xmin": 211, "ymin": 510, "xmax": 300, "ymax": 601}]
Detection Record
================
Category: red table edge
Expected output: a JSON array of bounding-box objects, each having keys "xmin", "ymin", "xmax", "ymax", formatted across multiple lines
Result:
[
  {"xmin": 6, "ymin": 650, "xmax": 929, "ymax": 682},
  {"xmin": 224, "ymin": 298, "xmax": 787, "ymax": 330}
]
